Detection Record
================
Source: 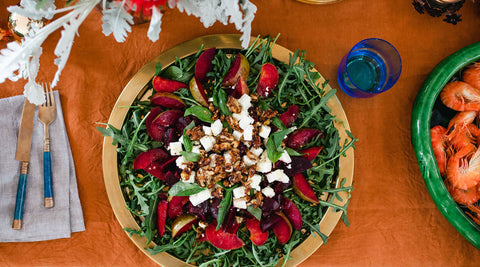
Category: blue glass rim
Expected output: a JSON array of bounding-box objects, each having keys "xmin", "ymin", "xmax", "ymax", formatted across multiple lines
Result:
[{"xmin": 344, "ymin": 38, "xmax": 402, "ymax": 93}]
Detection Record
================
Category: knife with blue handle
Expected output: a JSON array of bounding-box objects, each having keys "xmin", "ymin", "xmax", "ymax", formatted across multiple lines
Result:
[{"xmin": 13, "ymin": 98, "xmax": 36, "ymax": 230}]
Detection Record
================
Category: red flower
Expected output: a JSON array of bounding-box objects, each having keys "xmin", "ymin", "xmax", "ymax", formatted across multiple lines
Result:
[{"xmin": 120, "ymin": 0, "xmax": 173, "ymax": 17}]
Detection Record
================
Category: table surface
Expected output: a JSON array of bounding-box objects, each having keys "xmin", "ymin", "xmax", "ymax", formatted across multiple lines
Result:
[{"xmin": 1, "ymin": 0, "xmax": 480, "ymax": 266}]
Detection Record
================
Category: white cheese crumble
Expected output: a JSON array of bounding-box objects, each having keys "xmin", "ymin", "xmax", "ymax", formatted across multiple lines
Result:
[
  {"xmin": 243, "ymin": 155, "xmax": 256, "ymax": 167},
  {"xmin": 202, "ymin": 125, "xmax": 212, "ymax": 136},
  {"xmin": 168, "ymin": 141, "xmax": 183, "ymax": 156},
  {"xmin": 233, "ymin": 186, "xmax": 246, "ymax": 199},
  {"xmin": 189, "ymin": 189, "xmax": 211, "ymax": 206},
  {"xmin": 192, "ymin": 145, "xmax": 201, "ymax": 154},
  {"xmin": 176, "ymin": 156, "xmax": 188, "ymax": 170},
  {"xmin": 233, "ymin": 198, "xmax": 247, "ymax": 209},
  {"xmin": 239, "ymin": 113, "xmax": 255, "ymax": 130},
  {"xmin": 250, "ymin": 174, "xmax": 262, "ymax": 191},
  {"xmin": 259, "ymin": 125, "xmax": 271, "ymax": 139},
  {"xmin": 243, "ymin": 124, "xmax": 254, "ymax": 141},
  {"xmin": 279, "ymin": 150, "xmax": 292, "ymax": 164},
  {"xmin": 238, "ymin": 94, "xmax": 252, "ymax": 110},
  {"xmin": 262, "ymin": 186, "xmax": 275, "ymax": 198},
  {"xmin": 211, "ymin": 119, "xmax": 223, "ymax": 136},
  {"xmin": 199, "ymin": 135, "xmax": 215, "ymax": 152},
  {"xmin": 250, "ymin": 147, "xmax": 263, "ymax": 157},
  {"xmin": 266, "ymin": 169, "xmax": 290, "ymax": 183},
  {"xmin": 232, "ymin": 130, "xmax": 243, "ymax": 141},
  {"xmin": 183, "ymin": 171, "xmax": 196, "ymax": 183},
  {"xmin": 256, "ymin": 151, "xmax": 272, "ymax": 173}
]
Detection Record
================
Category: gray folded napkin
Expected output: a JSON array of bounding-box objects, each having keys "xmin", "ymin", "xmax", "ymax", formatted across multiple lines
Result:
[{"xmin": 0, "ymin": 92, "xmax": 85, "ymax": 242}]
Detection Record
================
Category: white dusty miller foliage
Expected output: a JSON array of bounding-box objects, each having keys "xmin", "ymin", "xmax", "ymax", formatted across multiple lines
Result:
[{"xmin": 0, "ymin": 0, "xmax": 256, "ymax": 105}]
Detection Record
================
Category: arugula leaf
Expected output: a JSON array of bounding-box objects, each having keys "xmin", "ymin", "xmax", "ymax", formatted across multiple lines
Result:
[
  {"xmin": 216, "ymin": 88, "xmax": 232, "ymax": 116},
  {"xmin": 285, "ymin": 147, "xmax": 304, "ymax": 157},
  {"xmin": 154, "ymin": 62, "xmax": 163, "ymax": 76},
  {"xmin": 216, "ymin": 188, "xmax": 233, "ymax": 230},
  {"xmin": 180, "ymin": 151, "xmax": 201, "ymax": 162},
  {"xmin": 144, "ymin": 194, "xmax": 159, "ymax": 245},
  {"xmin": 146, "ymin": 232, "xmax": 190, "ymax": 255},
  {"xmin": 184, "ymin": 106, "xmax": 214, "ymax": 123},
  {"xmin": 168, "ymin": 181, "xmax": 204, "ymax": 196},
  {"xmin": 247, "ymin": 206, "xmax": 262, "ymax": 221},
  {"xmin": 271, "ymin": 117, "xmax": 286, "ymax": 130}
]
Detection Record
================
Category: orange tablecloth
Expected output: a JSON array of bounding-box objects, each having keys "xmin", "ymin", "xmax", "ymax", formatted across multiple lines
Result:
[{"xmin": 1, "ymin": 0, "xmax": 480, "ymax": 266}]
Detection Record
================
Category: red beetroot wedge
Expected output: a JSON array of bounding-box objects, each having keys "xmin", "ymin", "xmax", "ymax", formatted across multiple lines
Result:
[
  {"xmin": 152, "ymin": 76, "xmax": 188, "ymax": 92},
  {"xmin": 233, "ymin": 76, "xmax": 249, "ymax": 98},
  {"xmin": 280, "ymin": 196, "xmax": 302, "ymax": 231},
  {"xmin": 146, "ymin": 107, "xmax": 165, "ymax": 141},
  {"xmin": 133, "ymin": 149, "xmax": 169, "ymax": 170},
  {"xmin": 189, "ymin": 77, "xmax": 209, "ymax": 106},
  {"xmin": 286, "ymin": 128, "xmax": 323, "ymax": 150},
  {"xmin": 151, "ymin": 92, "xmax": 186, "ymax": 109},
  {"xmin": 256, "ymin": 63, "xmax": 279, "ymax": 98},
  {"xmin": 279, "ymin": 105, "xmax": 299, "ymax": 127},
  {"xmin": 222, "ymin": 53, "xmax": 250, "ymax": 87},
  {"xmin": 152, "ymin": 109, "xmax": 184, "ymax": 128},
  {"xmin": 171, "ymin": 214, "xmax": 198, "ymax": 238},
  {"xmin": 143, "ymin": 156, "xmax": 177, "ymax": 180},
  {"xmin": 245, "ymin": 218, "xmax": 269, "ymax": 246},
  {"xmin": 195, "ymin": 47, "xmax": 216, "ymax": 83},
  {"xmin": 157, "ymin": 200, "xmax": 168, "ymax": 237},
  {"xmin": 300, "ymin": 146, "xmax": 323, "ymax": 161},
  {"xmin": 293, "ymin": 173, "xmax": 319, "ymax": 204},
  {"xmin": 272, "ymin": 212, "xmax": 292, "ymax": 245},
  {"xmin": 206, "ymin": 222, "xmax": 245, "ymax": 250},
  {"xmin": 168, "ymin": 196, "xmax": 189, "ymax": 219}
]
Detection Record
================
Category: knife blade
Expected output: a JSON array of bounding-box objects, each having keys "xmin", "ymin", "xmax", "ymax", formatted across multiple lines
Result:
[{"xmin": 12, "ymin": 98, "xmax": 36, "ymax": 230}]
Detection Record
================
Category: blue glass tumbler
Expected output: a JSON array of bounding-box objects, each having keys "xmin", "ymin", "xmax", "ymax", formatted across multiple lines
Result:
[{"xmin": 337, "ymin": 38, "xmax": 402, "ymax": 98}]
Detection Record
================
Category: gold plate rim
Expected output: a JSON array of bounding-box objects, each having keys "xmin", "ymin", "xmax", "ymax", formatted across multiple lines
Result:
[
  {"xmin": 102, "ymin": 34, "xmax": 354, "ymax": 266},
  {"xmin": 295, "ymin": 0, "xmax": 345, "ymax": 5}
]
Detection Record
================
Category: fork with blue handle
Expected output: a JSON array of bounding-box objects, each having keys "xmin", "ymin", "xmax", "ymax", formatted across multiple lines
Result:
[{"xmin": 38, "ymin": 84, "xmax": 56, "ymax": 208}]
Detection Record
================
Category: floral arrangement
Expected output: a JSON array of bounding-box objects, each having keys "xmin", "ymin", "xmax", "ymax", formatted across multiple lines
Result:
[{"xmin": 0, "ymin": 0, "xmax": 257, "ymax": 105}]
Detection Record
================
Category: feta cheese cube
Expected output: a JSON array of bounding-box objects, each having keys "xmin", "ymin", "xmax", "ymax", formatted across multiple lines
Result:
[
  {"xmin": 192, "ymin": 145, "xmax": 201, "ymax": 154},
  {"xmin": 256, "ymin": 151, "xmax": 272, "ymax": 173},
  {"xmin": 243, "ymin": 155, "xmax": 256, "ymax": 167},
  {"xmin": 239, "ymin": 115, "xmax": 255, "ymax": 131},
  {"xmin": 233, "ymin": 198, "xmax": 247, "ymax": 209},
  {"xmin": 232, "ymin": 113, "xmax": 243, "ymax": 121},
  {"xmin": 168, "ymin": 141, "xmax": 183, "ymax": 156},
  {"xmin": 233, "ymin": 186, "xmax": 246, "ymax": 199},
  {"xmin": 250, "ymin": 147, "xmax": 263, "ymax": 157},
  {"xmin": 189, "ymin": 189, "xmax": 211, "ymax": 206},
  {"xmin": 233, "ymin": 130, "xmax": 243, "ymax": 141},
  {"xmin": 224, "ymin": 152, "xmax": 232, "ymax": 164},
  {"xmin": 202, "ymin": 126, "xmax": 212, "ymax": 136},
  {"xmin": 250, "ymin": 174, "xmax": 262, "ymax": 191},
  {"xmin": 176, "ymin": 156, "xmax": 188, "ymax": 170},
  {"xmin": 238, "ymin": 94, "xmax": 252, "ymax": 110},
  {"xmin": 279, "ymin": 150, "xmax": 292, "ymax": 164},
  {"xmin": 262, "ymin": 186, "xmax": 275, "ymax": 198},
  {"xmin": 243, "ymin": 125, "xmax": 254, "ymax": 141},
  {"xmin": 183, "ymin": 171, "xmax": 195, "ymax": 183},
  {"xmin": 211, "ymin": 119, "xmax": 223, "ymax": 136},
  {"xmin": 200, "ymin": 135, "xmax": 215, "ymax": 152},
  {"xmin": 266, "ymin": 169, "xmax": 290, "ymax": 184},
  {"xmin": 259, "ymin": 125, "xmax": 271, "ymax": 139}
]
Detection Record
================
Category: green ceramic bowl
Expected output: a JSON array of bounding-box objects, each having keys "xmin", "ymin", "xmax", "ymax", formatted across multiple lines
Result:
[{"xmin": 412, "ymin": 41, "xmax": 480, "ymax": 249}]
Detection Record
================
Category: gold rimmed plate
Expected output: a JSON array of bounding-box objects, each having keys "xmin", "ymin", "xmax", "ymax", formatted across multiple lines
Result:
[{"xmin": 102, "ymin": 34, "xmax": 354, "ymax": 266}]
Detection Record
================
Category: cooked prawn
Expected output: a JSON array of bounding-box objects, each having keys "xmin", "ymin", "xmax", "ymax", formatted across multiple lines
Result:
[
  {"xmin": 463, "ymin": 63, "xmax": 480, "ymax": 90},
  {"xmin": 446, "ymin": 111, "xmax": 477, "ymax": 153},
  {"xmin": 446, "ymin": 146, "xmax": 480, "ymax": 190},
  {"xmin": 440, "ymin": 81, "xmax": 480, "ymax": 111},
  {"xmin": 431, "ymin": 125, "xmax": 448, "ymax": 177},
  {"xmin": 446, "ymin": 181, "xmax": 480, "ymax": 205}
]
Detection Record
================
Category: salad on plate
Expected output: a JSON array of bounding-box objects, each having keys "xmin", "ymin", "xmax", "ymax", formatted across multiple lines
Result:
[{"xmin": 99, "ymin": 36, "xmax": 356, "ymax": 266}]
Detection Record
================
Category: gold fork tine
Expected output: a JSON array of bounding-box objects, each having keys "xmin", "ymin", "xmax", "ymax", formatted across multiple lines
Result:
[{"xmin": 50, "ymin": 84, "xmax": 55, "ymax": 107}]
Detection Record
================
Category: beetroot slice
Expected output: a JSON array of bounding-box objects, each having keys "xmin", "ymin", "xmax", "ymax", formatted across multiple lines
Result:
[
  {"xmin": 132, "ymin": 149, "xmax": 169, "ymax": 170},
  {"xmin": 286, "ymin": 128, "xmax": 323, "ymax": 150},
  {"xmin": 256, "ymin": 63, "xmax": 279, "ymax": 98},
  {"xmin": 279, "ymin": 105, "xmax": 299, "ymax": 127},
  {"xmin": 246, "ymin": 218, "xmax": 269, "ymax": 246},
  {"xmin": 168, "ymin": 196, "xmax": 189, "ymax": 219},
  {"xmin": 152, "ymin": 109, "xmax": 184, "ymax": 128},
  {"xmin": 157, "ymin": 200, "xmax": 168, "ymax": 237},
  {"xmin": 195, "ymin": 47, "xmax": 216, "ymax": 83},
  {"xmin": 293, "ymin": 173, "xmax": 319, "ymax": 204},
  {"xmin": 205, "ymin": 222, "xmax": 245, "ymax": 250},
  {"xmin": 152, "ymin": 76, "xmax": 188, "ymax": 92},
  {"xmin": 272, "ymin": 212, "xmax": 292, "ymax": 245},
  {"xmin": 280, "ymin": 196, "xmax": 303, "ymax": 230},
  {"xmin": 300, "ymin": 146, "xmax": 323, "ymax": 161},
  {"xmin": 151, "ymin": 92, "xmax": 186, "ymax": 109},
  {"xmin": 146, "ymin": 107, "xmax": 165, "ymax": 141}
]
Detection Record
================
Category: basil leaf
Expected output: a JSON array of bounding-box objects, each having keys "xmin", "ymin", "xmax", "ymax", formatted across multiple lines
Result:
[
  {"xmin": 247, "ymin": 206, "xmax": 262, "ymax": 221},
  {"xmin": 183, "ymin": 121, "xmax": 195, "ymax": 152},
  {"xmin": 180, "ymin": 151, "xmax": 201, "ymax": 162},
  {"xmin": 216, "ymin": 188, "xmax": 233, "ymax": 230},
  {"xmin": 217, "ymin": 88, "xmax": 231, "ymax": 116},
  {"xmin": 272, "ymin": 117, "xmax": 286, "ymax": 130},
  {"xmin": 266, "ymin": 127, "xmax": 295, "ymax": 163},
  {"xmin": 154, "ymin": 62, "xmax": 163, "ymax": 76},
  {"xmin": 168, "ymin": 181, "xmax": 204, "ymax": 196},
  {"xmin": 162, "ymin": 65, "xmax": 183, "ymax": 80},
  {"xmin": 285, "ymin": 147, "xmax": 304, "ymax": 156},
  {"xmin": 184, "ymin": 106, "xmax": 214, "ymax": 123}
]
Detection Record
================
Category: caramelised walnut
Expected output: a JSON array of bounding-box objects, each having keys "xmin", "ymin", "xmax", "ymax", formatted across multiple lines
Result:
[
  {"xmin": 227, "ymin": 96, "xmax": 242, "ymax": 114},
  {"xmin": 255, "ymin": 106, "xmax": 278, "ymax": 122},
  {"xmin": 186, "ymin": 126, "xmax": 205, "ymax": 141},
  {"xmin": 249, "ymin": 191, "xmax": 264, "ymax": 208},
  {"xmin": 226, "ymin": 115, "xmax": 241, "ymax": 131}
]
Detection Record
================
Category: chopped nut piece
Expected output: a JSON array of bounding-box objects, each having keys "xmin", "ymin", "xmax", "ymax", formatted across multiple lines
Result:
[
  {"xmin": 186, "ymin": 126, "xmax": 205, "ymax": 141},
  {"xmin": 227, "ymin": 96, "xmax": 242, "ymax": 114}
]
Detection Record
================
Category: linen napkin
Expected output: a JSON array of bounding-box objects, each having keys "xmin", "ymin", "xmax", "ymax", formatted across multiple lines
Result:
[{"xmin": 0, "ymin": 92, "xmax": 85, "ymax": 242}]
